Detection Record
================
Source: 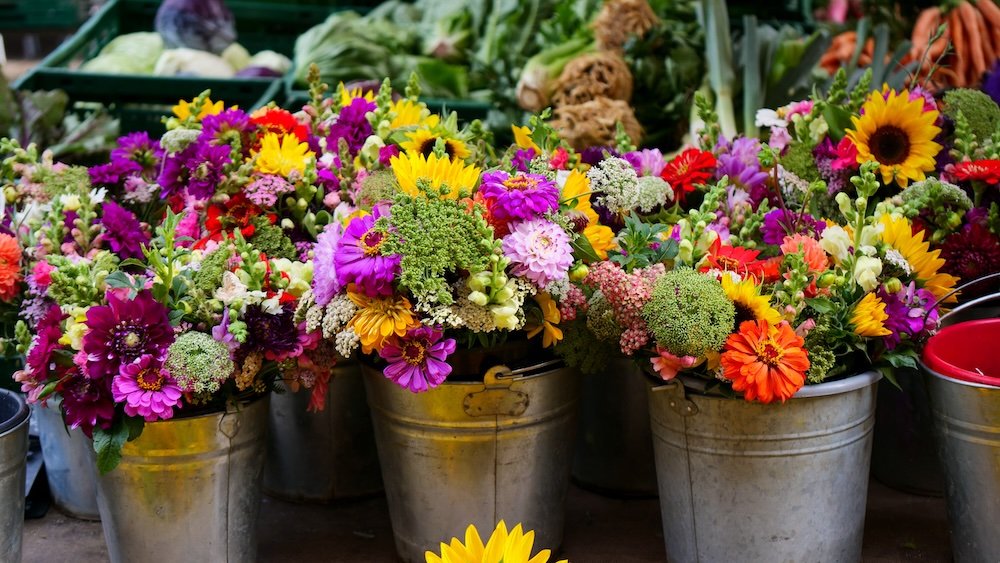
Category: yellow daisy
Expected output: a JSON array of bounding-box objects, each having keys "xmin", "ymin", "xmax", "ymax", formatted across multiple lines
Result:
[
  {"xmin": 850, "ymin": 292, "xmax": 892, "ymax": 337},
  {"xmin": 254, "ymin": 132, "xmax": 312, "ymax": 178},
  {"xmin": 526, "ymin": 293, "xmax": 563, "ymax": 348},
  {"xmin": 172, "ymin": 97, "xmax": 224, "ymax": 121},
  {"xmin": 424, "ymin": 520, "xmax": 566, "ymax": 563},
  {"xmin": 389, "ymin": 98, "xmax": 440, "ymax": 129},
  {"xmin": 879, "ymin": 214, "xmax": 958, "ymax": 301},
  {"xmin": 337, "ymin": 83, "xmax": 377, "ymax": 107},
  {"xmin": 390, "ymin": 152, "xmax": 481, "ymax": 199},
  {"xmin": 721, "ymin": 275, "xmax": 783, "ymax": 325},
  {"xmin": 402, "ymin": 128, "xmax": 471, "ymax": 160},
  {"xmin": 846, "ymin": 88, "xmax": 942, "ymax": 187},
  {"xmin": 346, "ymin": 288, "xmax": 419, "ymax": 352},
  {"xmin": 512, "ymin": 125, "xmax": 541, "ymax": 152}
]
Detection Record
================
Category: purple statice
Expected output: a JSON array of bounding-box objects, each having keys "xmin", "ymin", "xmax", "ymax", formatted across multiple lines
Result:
[
  {"xmin": 761, "ymin": 208, "xmax": 826, "ymax": 246},
  {"xmin": 580, "ymin": 146, "xmax": 620, "ymax": 166},
  {"xmin": 512, "ymin": 148, "xmax": 537, "ymax": 173},
  {"xmin": 112, "ymin": 354, "xmax": 183, "ymax": 422},
  {"xmin": 186, "ymin": 141, "xmax": 231, "ymax": 200},
  {"xmin": 243, "ymin": 303, "xmax": 304, "ymax": 361},
  {"xmin": 379, "ymin": 325, "xmax": 456, "ymax": 393},
  {"xmin": 245, "ymin": 174, "xmax": 294, "ymax": 207},
  {"xmin": 312, "ymin": 222, "xmax": 343, "ymax": 306},
  {"xmin": 199, "ymin": 108, "xmax": 252, "ymax": 149},
  {"xmin": 502, "ymin": 218, "xmax": 574, "ymax": 288},
  {"xmin": 100, "ymin": 201, "xmax": 150, "ymax": 260},
  {"xmin": 327, "ymin": 98, "xmax": 376, "ymax": 154},
  {"xmin": 82, "ymin": 290, "xmax": 175, "ymax": 381},
  {"xmin": 879, "ymin": 284, "xmax": 938, "ymax": 350},
  {"xmin": 716, "ymin": 137, "xmax": 770, "ymax": 202},
  {"xmin": 479, "ymin": 171, "xmax": 559, "ymax": 223},
  {"xmin": 61, "ymin": 373, "xmax": 115, "ymax": 437},
  {"xmin": 334, "ymin": 213, "xmax": 400, "ymax": 296},
  {"xmin": 625, "ymin": 149, "xmax": 666, "ymax": 177}
]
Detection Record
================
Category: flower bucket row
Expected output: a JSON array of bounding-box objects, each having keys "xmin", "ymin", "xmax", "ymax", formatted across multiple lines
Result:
[{"xmin": 1, "ymin": 60, "xmax": 998, "ymax": 561}]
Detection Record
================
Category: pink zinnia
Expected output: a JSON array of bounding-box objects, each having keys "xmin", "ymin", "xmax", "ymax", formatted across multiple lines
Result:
[
  {"xmin": 112, "ymin": 354, "xmax": 183, "ymax": 422},
  {"xmin": 334, "ymin": 213, "xmax": 400, "ymax": 296},
  {"xmin": 501, "ymin": 218, "xmax": 573, "ymax": 288},
  {"xmin": 379, "ymin": 325, "xmax": 456, "ymax": 393}
]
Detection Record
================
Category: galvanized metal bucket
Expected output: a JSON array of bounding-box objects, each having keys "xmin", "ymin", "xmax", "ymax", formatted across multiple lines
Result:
[
  {"xmin": 363, "ymin": 357, "xmax": 580, "ymax": 563},
  {"xmin": 573, "ymin": 358, "xmax": 657, "ymax": 496},
  {"xmin": 264, "ymin": 361, "xmax": 382, "ymax": 502},
  {"xmin": 34, "ymin": 398, "xmax": 100, "ymax": 519},
  {"xmin": 96, "ymin": 396, "xmax": 269, "ymax": 563},
  {"xmin": 649, "ymin": 371, "xmax": 881, "ymax": 563},
  {"xmin": 0, "ymin": 388, "xmax": 30, "ymax": 563}
]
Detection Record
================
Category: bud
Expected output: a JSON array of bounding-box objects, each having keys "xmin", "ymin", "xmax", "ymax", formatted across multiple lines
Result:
[
  {"xmin": 884, "ymin": 277, "xmax": 902, "ymax": 294},
  {"xmin": 835, "ymin": 192, "xmax": 852, "ymax": 217},
  {"xmin": 281, "ymin": 218, "xmax": 294, "ymax": 230},
  {"xmin": 817, "ymin": 272, "xmax": 838, "ymax": 288},
  {"xmin": 468, "ymin": 291, "xmax": 489, "ymax": 307},
  {"xmin": 569, "ymin": 264, "xmax": 589, "ymax": 282}
]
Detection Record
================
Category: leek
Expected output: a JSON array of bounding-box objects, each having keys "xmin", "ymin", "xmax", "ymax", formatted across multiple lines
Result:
[{"xmin": 700, "ymin": 0, "xmax": 736, "ymax": 139}]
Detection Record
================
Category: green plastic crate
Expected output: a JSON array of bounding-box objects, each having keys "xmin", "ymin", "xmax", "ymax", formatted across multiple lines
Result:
[
  {"xmin": 0, "ymin": 0, "xmax": 83, "ymax": 30},
  {"xmin": 13, "ymin": 0, "xmax": 352, "ymax": 133}
]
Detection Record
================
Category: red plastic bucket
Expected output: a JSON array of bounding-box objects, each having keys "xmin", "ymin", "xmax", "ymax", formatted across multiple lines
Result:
[{"xmin": 922, "ymin": 319, "xmax": 1000, "ymax": 387}]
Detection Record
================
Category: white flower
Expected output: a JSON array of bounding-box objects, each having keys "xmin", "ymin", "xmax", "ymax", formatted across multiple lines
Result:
[
  {"xmin": 755, "ymin": 108, "xmax": 787, "ymax": 128},
  {"xmin": 820, "ymin": 226, "xmax": 852, "ymax": 264},
  {"xmin": 854, "ymin": 256, "xmax": 883, "ymax": 292},
  {"xmin": 215, "ymin": 271, "xmax": 266, "ymax": 313},
  {"xmin": 59, "ymin": 194, "xmax": 81, "ymax": 212},
  {"xmin": 89, "ymin": 187, "xmax": 107, "ymax": 205}
]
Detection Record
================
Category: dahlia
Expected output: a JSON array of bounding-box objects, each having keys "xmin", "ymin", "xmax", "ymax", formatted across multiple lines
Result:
[
  {"xmin": 61, "ymin": 373, "xmax": 115, "ymax": 437},
  {"xmin": 378, "ymin": 325, "xmax": 456, "ymax": 393},
  {"xmin": 100, "ymin": 201, "xmax": 149, "ymax": 260},
  {"xmin": 312, "ymin": 222, "xmax": 343, "ymax": 306},
  {"xmin": 82, "ymin": 290, "xmax": 174, "ymax": 380},
  {"xmin": 939, "ymin": 222, "xmax": 1000, "ymax": 285},
  {"xmin": 502, "ymin": 219, "xmax": 574, "ymax": 288}
]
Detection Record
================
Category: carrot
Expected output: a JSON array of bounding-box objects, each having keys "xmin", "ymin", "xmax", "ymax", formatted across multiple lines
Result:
[
  {"xmin": 949, "ymin": 8, "xmax": 968, "ymax": 87},
  {"xmin": 911, "ymin": 7, "xmax": 942, "ymax": 58},
  {"xmin": 976, "ymin": 0, "xmax": 1000, "ymax": 29},
  {"xmin": 959, "ymin": 1, "xmax": 987, "ymax": 80},
  {"xmin": 975, "ymin": 7, "xmax": 997, "ymax": 70}
]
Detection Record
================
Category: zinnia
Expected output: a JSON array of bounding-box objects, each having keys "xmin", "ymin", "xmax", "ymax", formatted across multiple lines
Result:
[
  {"xmin": 334, "ymin": 213, "xmax": 400, "ymax": 296},
  {"xmin": 112, "ymin": 354, "xmax": 183, "ymax": 421},
  {"xmin": 379, "ymin": 325, "xmax": 456, "ymax": 393},
  {"xmin": 478, "ymin": 171, "xmax": 559, "ymax": 224},
  {"xmin": 0, "ymin": 233, "xmax": 22, "ymax": 302},
  {"xmin": 721, "ymin": 320, "xmax": 810, "ymax": 403},
  {"xmin": 661, "ymin": 147, "xmax": 716, "ymax": 203}
]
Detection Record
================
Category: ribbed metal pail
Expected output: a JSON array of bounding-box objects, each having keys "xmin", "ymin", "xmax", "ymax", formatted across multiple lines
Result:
[
  {"xmin": 572, "ymin": 358, "xmax": 657, "ymax": 496},
  {"xmin": 96, "ymin": 396, "xmax": 269, "ymax": 563},
  {"xmin": 0, "ymin": 389, "xmax": 29, "ymax": 563},
  {"xmin": 34, "ymin": 398, "xmax": 100, "ymax": 519},
  {"xmin": 264, "ymin": 361, "xmax": 382, "ymax": 502},
  {"xmin": 363, "ymin": 358, "xmax": 580, "ymax": 563},
  {"xmin": 649, "ymin": 371, "xmax": 881, "ymax": 563},
  {"xmin": 924, "ymin": 368, "xmax": 1000, "ymax": 562}
]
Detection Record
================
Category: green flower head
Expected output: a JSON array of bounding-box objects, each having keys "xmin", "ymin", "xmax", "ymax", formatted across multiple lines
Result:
[
  {"xmin": 641, "ymin": 269, "xmax": 735, "ymax": 357},
  {"xmin": 165, "ymin": 332, "xmax": 235, "ymax": 395}
]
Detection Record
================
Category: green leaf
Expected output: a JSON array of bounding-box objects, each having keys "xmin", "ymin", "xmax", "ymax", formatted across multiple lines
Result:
[
  {"xmin": 93, "ymin": 420, "xmax": 130, "ymax": 474},
  {"xmin": 571, "ymin": 234, "xmax": 601, "ymax": 263},
  {"xmin": 806, "ymin": 297, "xmax": 835, "ymax": 314},
  {"xmin": 124, "ymin": 416, "xmax": 145, "ymax": 442},
  {"xmin": 823, "ymin": 105, "xmax": 853, "ymax": 141}
]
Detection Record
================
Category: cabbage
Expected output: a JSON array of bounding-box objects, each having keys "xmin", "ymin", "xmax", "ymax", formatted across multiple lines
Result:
[
  {"xmin": 155, "ymin": 0, "xmax": 236, "ymax": 55},
  {"xmin": 153, "ymin": 49, "xmax": 235, "ymax": 78},
  {"xmin": 93, "ymin": 32, "xmax": 164, "ymax": 74},
  {"xmin": 246, "ymin": 51, "xmax": 292, "ymax": 75},
  {"xmin": 81, "ymin": 53, "xmax": 153, "ymax": 75},
  {"xmin": 221, "ymin": 43, "xmax": 252, "ymax": 71}
]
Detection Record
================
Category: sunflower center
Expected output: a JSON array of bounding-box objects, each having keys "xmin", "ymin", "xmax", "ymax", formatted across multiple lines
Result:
[
  {"xmin": 733, "ymin": 303, "xmax": 756, "ymax": 329},
  {"xmin": 420, "ymin": 137, "xmax": 456, "ymax": 158},
  {"xmin": 502, "ymin": 175, "xmax": 538, "ymax": 191},
  {"xmin": 869, "ymin": 125, "xmax": 911, "ymax": 165},
  {"xmin": 756, "ymin": 338, "xmax": 784, "ymax": 367},
  {"xmin": 136, "ymin": 367, "xmax": 165, "ymax": 391},
  {"xmin": 401, "ymin": 339, "xmax": 427, "ymax": 365},
  {"xmin": 360, "ymin": 229, "xmax": 386, "ymax": 257}
]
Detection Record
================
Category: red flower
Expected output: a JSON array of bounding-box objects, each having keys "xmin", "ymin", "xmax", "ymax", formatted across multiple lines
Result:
[
  {"xmin": 250, "ymin": 107, "xmax": 309, "ymax": 143},
  {"xmin": 549, "ymin": 147, "xmax": 569, "ymax": 170},
  {"xmin": 831, "ymin": 137, "xmax": 858, "ymax": 171},
  {"xmin": 952, "ymin": 160, "xmax": 1000, "ymax": 185},
  {"xmin": 701, "ymin": 238, "xmax": 779, "ymax": 281},
  {"xmin": 661, "ymin": 148, "xmax": 716, "ymax": 203},
  {"xmin": 195, "ymin": 193, "xmax": 270, "ymax": 249}
]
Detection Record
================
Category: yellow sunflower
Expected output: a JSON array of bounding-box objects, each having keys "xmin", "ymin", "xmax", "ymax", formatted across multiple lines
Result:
[
  {"xmin": 850, "ymin": 292, "xmax": 892, "ymax": 337},
  {"xmin": 346, "ymin": 288, "xmax": 419, "ymax": 352},
  {"xmin": 389, "ymin": 98, "xmax": 440, "ymax": 129},
  {"xmin": 172, "ymin": 97, "xmax": 224, "ymax": 121},
  {"xmin": 337, "ymin": 83, "xmax": 377, "ymax": 106},
  {"xmin": 879, "ymin": 214, "xmax": 958, "ymax": 301},
  {"xmin": 390, "ymin": 152, "xmax": 481, "ymax": 199},
  {"xmin": 525, "ymin": 293, "xmax": 563, "ymax": 348},
  {"xmin": 846, "ymin": 88, "xmax": 942, "ymax": 187},
  {"xmin": 424, "ymin": 521, "xmax": 566, "ymax": 563},
  {"xmin": 402, "ymin": 128, "xmax": 471, "ymax": 160},
  {"xmin": 721, "ymin": 275, "xmax": 782, "ymax": 325},
  {"xmin": 254, "ymin": 133, "xmax": 312, "ymax": 178}
]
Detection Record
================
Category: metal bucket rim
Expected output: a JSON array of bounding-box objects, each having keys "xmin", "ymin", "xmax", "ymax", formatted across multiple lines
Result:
[
  {"xmin": 919, "ymin": 360, "xmax": 1000, "ymax": 390},
  {"xmin": 141, "ymin": 393, "xmax": 268, "ymax": 427},
  {"xmin": 0, "ymin": 388, "xmax": 29, "ymax": 437},
  {"xmin": 362, "ymin": 358, "xmax": 567, "ymax": 389},
  {"xmin": 668, "ymin": 370, "xmax": 882, "ymax": 400}
]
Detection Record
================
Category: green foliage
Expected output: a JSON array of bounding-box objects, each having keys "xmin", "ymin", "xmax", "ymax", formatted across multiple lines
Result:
[
  {"xmin": 642, "ymin": 269, "xmax": 735, "ymax": 357},
  {"xmin": 943, "ymin": 89, "xmax": 1000, "ymax": 146},
  {"xmin": 193, "ymin": 246, "xmax": 232, "ymax": 298},
  {"xmin": 780, "ymin": 139, "xmax": 821, "ymax": 184},
  {"xmin": 610, "ymin": 213, "xmax": 678, "ymax": 272},
  {"xmin": 896, "ymin": 178, "xmax": 972, "ymax": 243},
  {"xmin": 165, "ymin": 332, "xmax": 236, "ymax": 395},
  {"xmin": 554, "ymin": 319, "xmax": 613, "ymax": 375},
  {"xmin": 249, "ymin": 218, "xmax": 298, "ymax": 261},
  {"xmin": 93, "ymin": 415, "xmax": 144, "ymax": 475}
]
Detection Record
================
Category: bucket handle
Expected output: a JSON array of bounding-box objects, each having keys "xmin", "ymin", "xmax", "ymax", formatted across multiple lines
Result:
[
  {"xmin": 463, "ymin": 366, "xmax": 530, "ymax": 417},
  {"xmin": 925, "ymin": 272, "xmax": 1000, "ymax": 326},
  {"xmin": 650, "ymin": 378, "xmax": 699, "ymax": 417}
]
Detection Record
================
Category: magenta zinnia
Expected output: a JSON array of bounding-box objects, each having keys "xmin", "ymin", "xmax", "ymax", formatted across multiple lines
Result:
[
  {"xmin": 83, "ymin": 290, "xmax": 174, "ymax": 380},
  {"xmin": 112, "ymin": 354, "xmax": 183, "ymax": 421},
  {"xmin": 479, "ymin": 171, "xmax": 559, "ymax": 223},
  {"xmin": 379, "ymin": 325, "xmax": 456, "ymax": 392},
  {"xmin": 502, "ymin": 218, "xmax": 574, "ymax": 288},
  {"xmin": 334, "ymin": 213, "xmax": 400, "ymax": 296}
]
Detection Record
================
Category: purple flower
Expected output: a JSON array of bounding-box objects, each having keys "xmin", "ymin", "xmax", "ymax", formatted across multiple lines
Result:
[
  {"xmin": 157, "ymin": 148, "xmax": 190, "ymax": 199},
  {"xmin": 379, "ymin": 145, "xmax": 400, "ymax": 167},
  {"xmin": 199, "ymin": 108, "xmax": 252, "ymax": 148},
  {"xmin": 379, "ymin": 325, "xmax": 456, "ymax": 393},
  {"xmin": 211, "ymin": 309, "xmax": 239, "ymax": 352},
  {"xmin": 245, "ymin": 174, "xmax": 294, "ymax": 207},
  {"xmin": 502, "ymin": 218, "xmax": 574, "ymax": 288},
  {"xmin": 479, "ymin": 171, "xmax": 559, "ymax": 223},
  {"xmin": 243, "ymin": 304, "xmax": 304, "ymax": 361},
  {"xmin": 334, "ymin": 213, "xmax": 400, "ymax": 296},
  {"xmin": 625, "ymin": 149, "xmax": 666, "ymax": 176},
  {"xmin": 112, "ymin": 354, "xmax": 183, "ymax": 422},
  {"xmin": 186, "ymin": 141, "xmax": 231, "ymax": 200},
  {"xmin": 18, "ymin": 304, "xmax": 66, "ymax": 400},
  {"xmin": 580, "ymin": 146, "xmax": 620, "ymax": 166},
  {"xmin": 512, "ymin": 148, "xmax": 537, "ymax": 172},
  {"xmin": 984, "ymin": 61, "xmax": 1000, "ymax": 106},
  {"xmin": 92, "ymin": 132, "xmax": 163, "ymax": 186},
  {"xmin": 814, "ymin": 137, "xmax": 855, "ymax": 195},
  {"xmin": 312, "ymin": 222, "xmax": 343, "ymax": 306},
  {"xmin": 879, "ymin": 284, "xmax": 938, "ymax": 350},
  {"xmin": 716, "ymin": 137, "xmax": 769, "ymax": 201},
  {"xmin": 83, "ymin": 290, "xmax": 175, "ymax": 380},
  {"xmin": 100, "ymin": 201, "xmax": 150, "ymax": 260},
  {"xmin": 327, "ymin": 98, "xmax": 376, "ymax": 154},
  {"xmin": 61, "ymin": 373, "xmax": 115, "ymax": 438},
  {"xmin": 89, "ymin": 160, "xmax": 141, "ymax": 186},
  {"xmin": 761, "ymin": 208, "xmax": 826, "ymax": 246}
]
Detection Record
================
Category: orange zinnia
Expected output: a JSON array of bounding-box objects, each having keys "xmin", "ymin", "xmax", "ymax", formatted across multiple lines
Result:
[
  {"xmin": 720, "ymin": 319, "xmax": 810, "ymax": 404},
  {"xmin": 0, "ymin": 234, "xmax": 22, "ymax": 302}
]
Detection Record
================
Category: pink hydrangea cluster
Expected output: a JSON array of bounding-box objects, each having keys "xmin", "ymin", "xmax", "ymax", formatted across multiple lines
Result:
[
  {"xmin": 245, "ymin": 174, "xmax": 295, "ymax": 207},
  {"xmin": 584, "ymin": 261, "xmax": 666, "ymax": 355},
  {"xmin": 559, "ymin": 284, "xmax": 587, "ymax": 321}
]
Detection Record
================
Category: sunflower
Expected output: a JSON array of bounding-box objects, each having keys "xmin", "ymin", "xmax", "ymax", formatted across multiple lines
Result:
[
  {"xmin": 721, "ymin": 275, "xmax": 782, "ymax": 326},
  {"xmin": 390, "ymin": 152, "xmax": 481, "ymax": 199},
  {"xmin": 846, "ymin": 89, "xmax": 942, "ymax": 187},
  {"xmin": 337, "ymin": 83, "xmax": 377, "ymax": 107},
  {"xmin": 720, "ymin": 320, "xmax": 809, "ymax": 404},
  {"xmin": 525, "ymin": 293, "xmax": 563, "ymax": 348},
  {"xmin": 254, "ymin": 133, "xmax": 312, "ymax": 178},
  {"xmin": 346, "ymin": 287, "xmax": 419, "ymax": 352},
  {"xmin": 879, "ymin": 214, "xmax": 958, "ymax": 301},
  {"xmin": 424, "ymin": 520, "xmax": 566, "ymax": 563},
  {"xmin": 849, "ymin": 292, "xmax": 892, "ymax": 337},
  {"xmin": 389, "ymin": 98, "xmax": 440, "ymax": 129},
  {"xmin": 402, "ymin": 128, "xmax": 471, "ymax": 160}
]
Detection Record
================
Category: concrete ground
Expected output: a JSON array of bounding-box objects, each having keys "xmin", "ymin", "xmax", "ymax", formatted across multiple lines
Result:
[{"xmin": 23, "ymin": 478, "xmax": 950, "ymax": 562}]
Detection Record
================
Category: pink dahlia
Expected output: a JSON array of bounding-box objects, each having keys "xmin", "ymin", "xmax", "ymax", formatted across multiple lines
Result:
[
  {"xmin": 379, "ymin": 325, "xmax": 456, "ymax": 393},
  {"xmin": 83, "ymin": 290, "xmax": 174, "ymax": 380},
  {"xmin": 334, "ymin": 213, "xmax": 400, "ymax": 296},
  {"xmin": 502, "ymin": 218, "xmax": 573, "ymax": 288},
  {"xmin": 479, "ymin": 171, "xmax": 559, "ymax": 223},
  {"xmin": 112, "ymin": 354, "xmax": 183, "ymax": 421}
]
